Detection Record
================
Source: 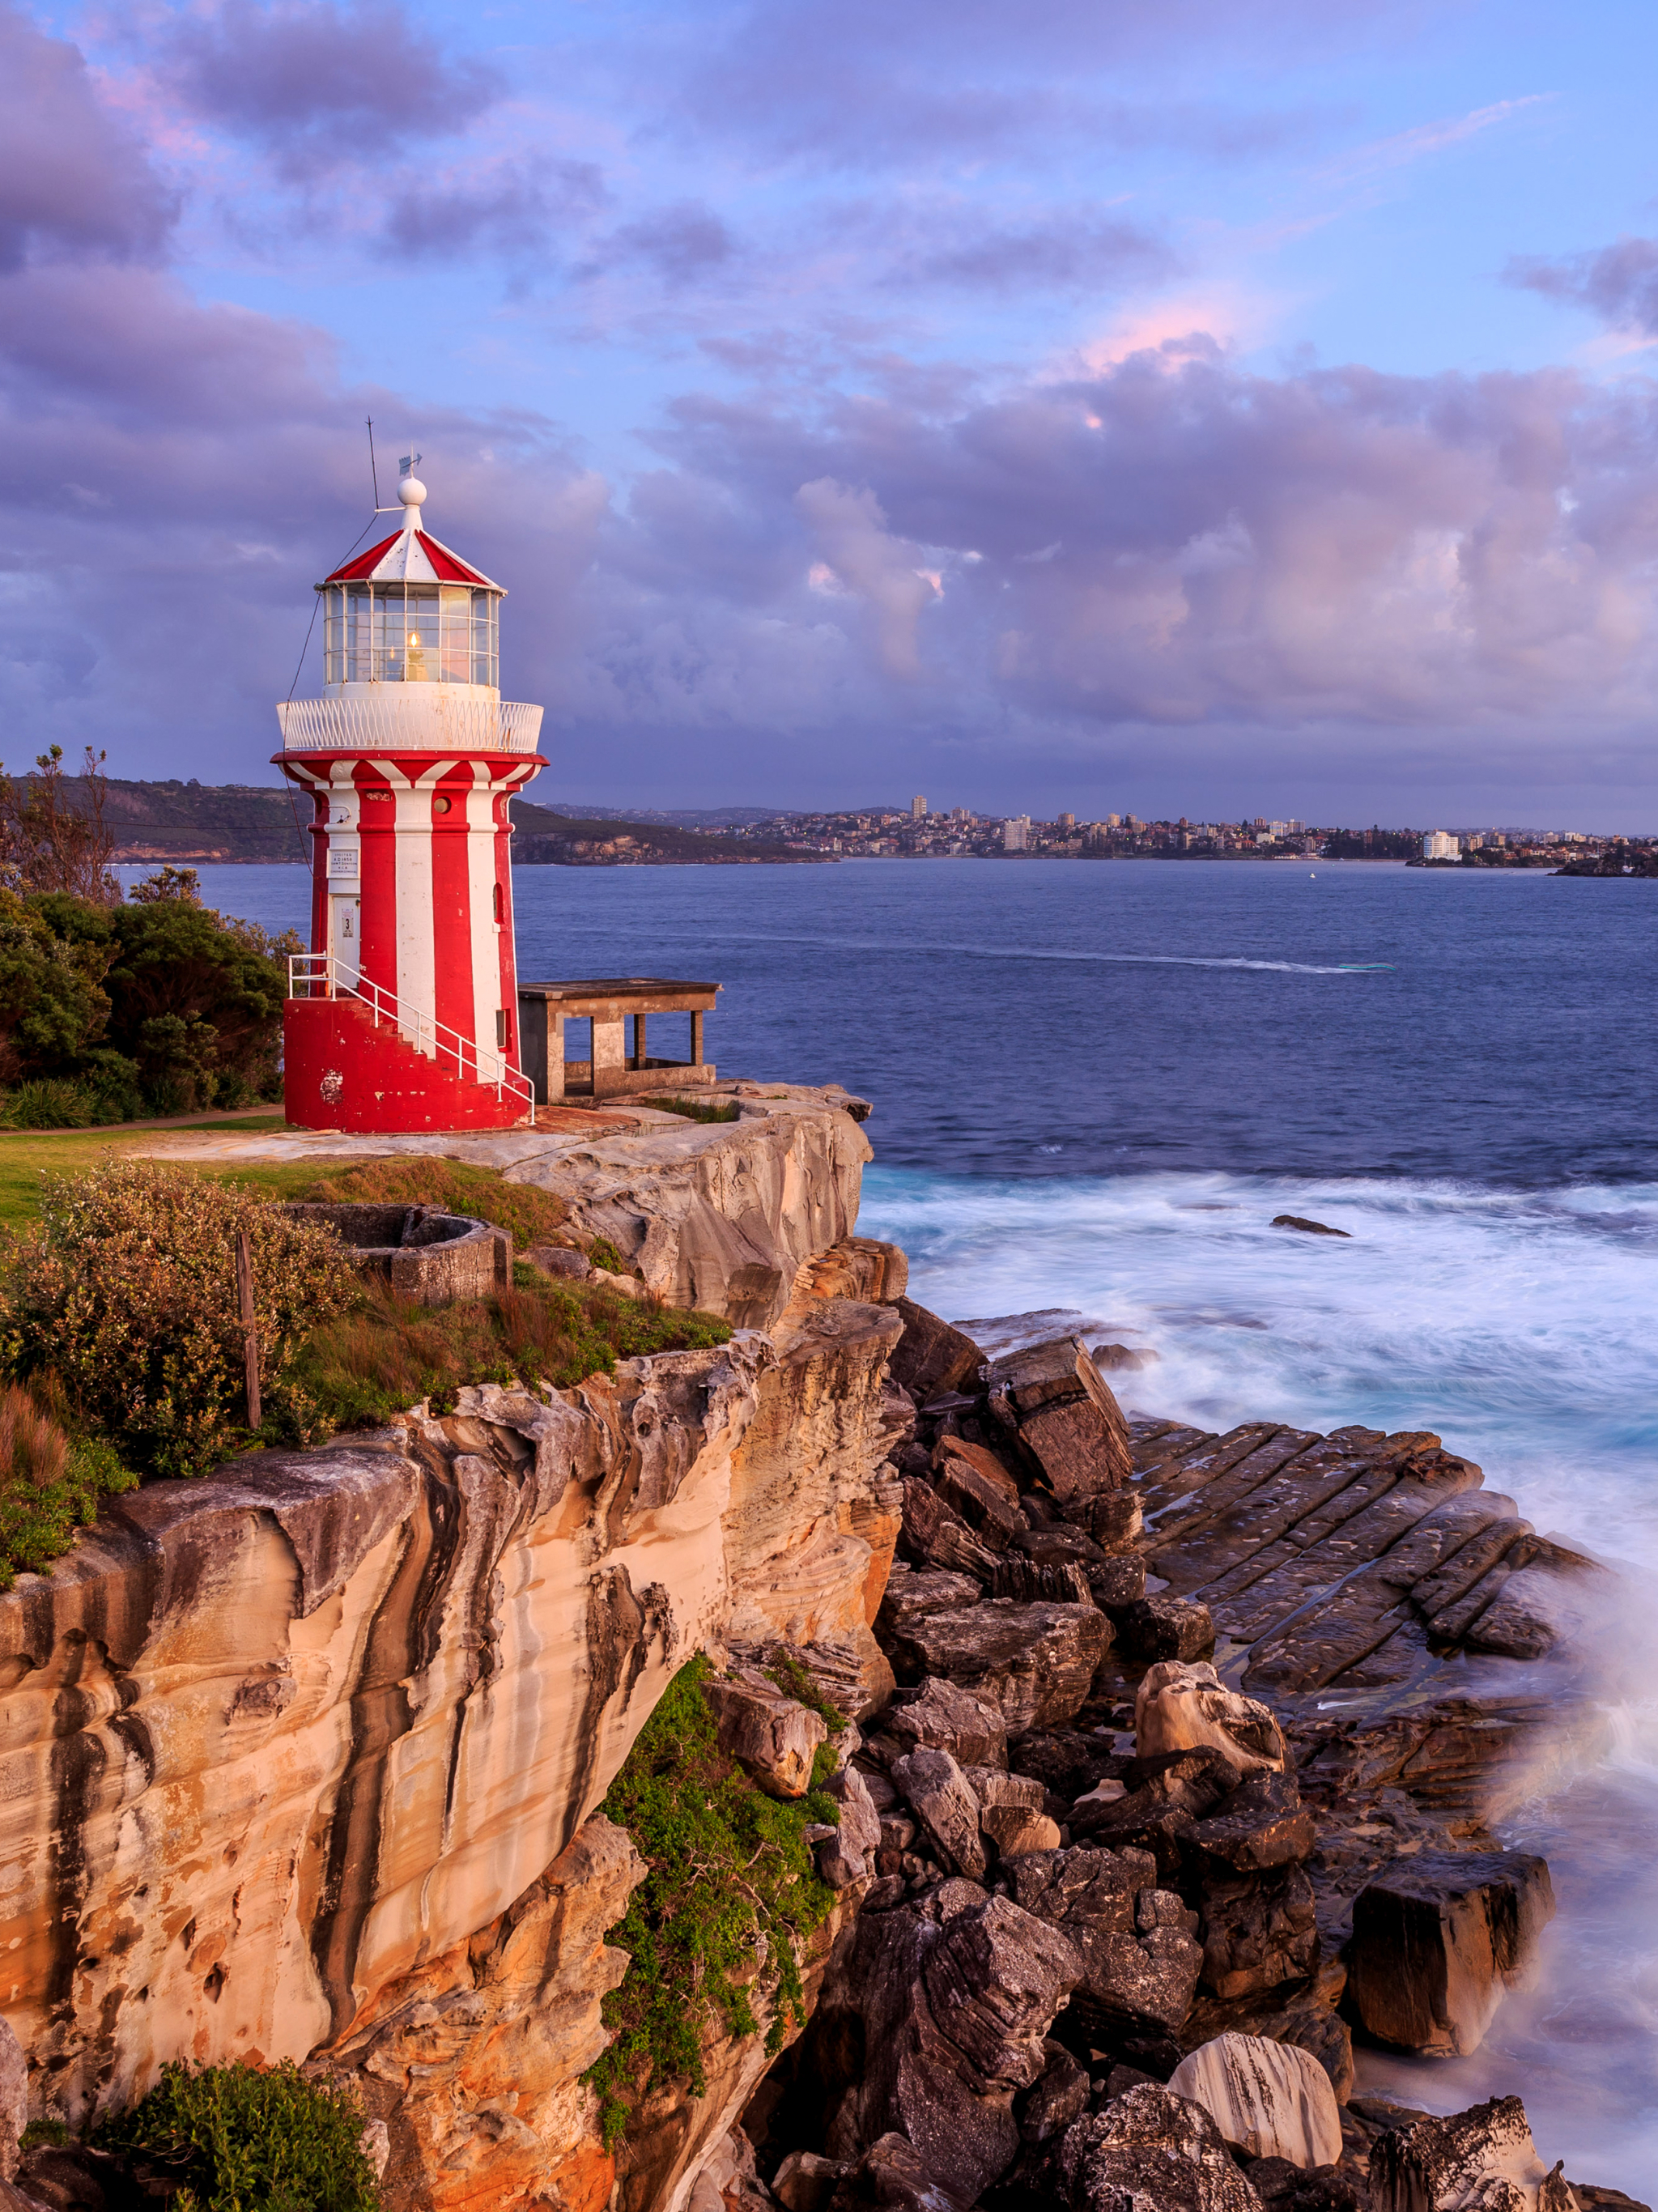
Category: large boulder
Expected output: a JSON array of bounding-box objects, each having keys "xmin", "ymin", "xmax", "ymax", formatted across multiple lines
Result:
[
  {"xmin": 704, "ymin": 1670, "xmax": 828, "ymax": 1798},
  {"xmin": 0, "ymin": 2020, "xmax": 22, "ymax": 2185},
  {"xmin": 1059, "ymin": 2085, "xmax": 1265, "ymax": 2211},
  {"xmin": 933, "ymin": 1439, "xmax": 1025, "ymax": 1548},
  {"xmin": 899, "ymin": 1480, "xmax": 999, "ymax": 1583},
  {"xmin": 818, "ymin": 1891, "xmax": 1083, "ymax": 2206},
  {"xmin": 877, "ymin": 1568, "xmax": 988, "ymax": 1668},
  {"xmin": 1198, "ymin": 1865, "xmax": 1320, "ymax": 2000},
  {"xmin": 894, "ymin": 1600, "xmax": 1112, "ymax": 1731},
  {"xmin": 818, "ymin": 1764, "xmax": 883, "ymax": 1888},
  {"xmin": 1136, "ymin": 1662, "xmax": 1286, "ymax": 1777},
  {"xmin": 889, "ymin": 1302, "xmax": 985, "ymax": 1405},
  {"xmin": 826, "ymin": 2133, "xmax": 973, "ymax": 2212},
  {"xmin": 1011, "ymin": 1848, "xmax": 1203, "ymax": 2045},
  {"xmin": 882, "ymin": 1676, "xmax": 1009, "ymax": 1771},
  {"xmin": 1184, "ymin": 1771, "xmax": 1316, "ymax": 1874},
  {"xmin": 1116, "ymin": 1597, "xmax": 1216, "ymax": 1664},
  {"xmin": 1348, "ymin": 1851, "xmax": 1555, "ymax": 2057},
  {"xmin": 1167, "ymin": 2035, "xmax": 1342, "ymax": 2170},
  {"xmin": 891, "ymin": 1746, "xmax": 989, "ymax": 1880},
  {"xmin": 987, "ymin": 1338, "xmax": 1133, "ymax": 1521},
  {"xmin": 1367, "ymin": 2095, "xmax": 1579, "ymax": 2212}
]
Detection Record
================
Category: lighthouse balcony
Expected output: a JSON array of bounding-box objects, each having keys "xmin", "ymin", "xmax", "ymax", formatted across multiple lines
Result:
[{"xmin": 276, "ymin": 691, "xmax": 544, "ymax": 754}]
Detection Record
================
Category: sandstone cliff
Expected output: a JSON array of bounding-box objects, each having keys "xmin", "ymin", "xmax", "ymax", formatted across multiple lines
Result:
[{"xmin": 0, "ymin": 1095, "xmax": 910, "ymax": 2210}]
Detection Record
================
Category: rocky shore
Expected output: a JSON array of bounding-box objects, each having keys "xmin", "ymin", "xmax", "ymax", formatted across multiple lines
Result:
[{"xmin": 698, "ymin": 1304, "xmax": 1639, "ymax": 2212}]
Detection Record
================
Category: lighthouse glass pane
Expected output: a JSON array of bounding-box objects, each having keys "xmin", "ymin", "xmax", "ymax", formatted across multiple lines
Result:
[{"xmin": 328, "ymin": 583, "xmax": 499, "ymax": 685}]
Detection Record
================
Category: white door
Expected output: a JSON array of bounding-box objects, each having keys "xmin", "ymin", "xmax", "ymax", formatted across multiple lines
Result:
[{"xmin": 331, "ymin": 895, "xmax": 362, "ymax": 990}]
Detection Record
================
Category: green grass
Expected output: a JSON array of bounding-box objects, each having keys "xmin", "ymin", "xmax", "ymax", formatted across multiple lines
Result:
[
  {"xmin": 0, "ymin": 1125, "xmax": 308, "ymax": 1227},
  {"xmin": 650, "ymin": 1095, "xmax": 742, "ymax": 1125},
  {"xmin": 95, "ymin": 2060, "xmax": 380, "ymax": 2212},
  {"xmin": 585, "ymin": 1657, "xmax": 840, "ymax": 2148},
  {"xmin": 283, "ymin": 1277, "xmax": 733, "ymax": 1433}
]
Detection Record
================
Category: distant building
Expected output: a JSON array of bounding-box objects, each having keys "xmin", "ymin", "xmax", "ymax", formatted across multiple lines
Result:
[
  {"xmin": 912, "ymin": 795, "xmax": 928, "ymax": 819},
  {"xmin": 1423, "ymin": 830, "xmax": 1460, "ymax": 860},
  {"xmin": 1057, "ymin": 811, "xmax": 1075, "ymax": 830},
  {"xmin": 1105, "ymin": 813, "xmax": 1122, "ymax": 828},
  {"xmin": 1003, "ymin": 817, "xmax": 1030, "ymax": 852}
]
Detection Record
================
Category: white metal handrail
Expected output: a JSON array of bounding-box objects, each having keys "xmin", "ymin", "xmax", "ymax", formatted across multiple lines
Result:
[
  {"xmin": 275, "ymin": 695, "xmax": 544, "ymax": 753},
  {"xmin": 289, "ymin": 953, "xmax": 535, "ymax": 1118}
]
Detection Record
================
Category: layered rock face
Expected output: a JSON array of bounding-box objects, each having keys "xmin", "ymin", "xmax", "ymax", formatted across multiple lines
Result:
[{"xmin": 0, "ymin": 1180, "xmax": 911, "ymax": 2210}]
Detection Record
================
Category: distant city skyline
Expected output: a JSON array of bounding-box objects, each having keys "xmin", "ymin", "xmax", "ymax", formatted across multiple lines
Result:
[{"xmin": 6, "ymin": 2, "xmax": 1658, "ymax": 823}]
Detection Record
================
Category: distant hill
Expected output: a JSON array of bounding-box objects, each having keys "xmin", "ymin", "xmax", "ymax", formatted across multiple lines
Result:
[
  {"xmin": 101, "ymin": 780, "xmax": 306, "ymax": 864},
  {"xmin": 63, "ymin": 779, "xmax": 829, "ymax": 867},
  {"xmin": 511, "ymin": 802, "xmax": 830, "ymax": 866}
]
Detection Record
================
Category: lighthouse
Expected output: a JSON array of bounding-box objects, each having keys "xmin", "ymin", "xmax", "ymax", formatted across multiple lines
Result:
[{"xmin": 274, "ymin": 459, "xmax": 546, "ymax": 1132}]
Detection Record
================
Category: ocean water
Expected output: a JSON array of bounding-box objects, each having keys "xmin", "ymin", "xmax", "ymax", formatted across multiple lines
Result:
[{"xmin": 183, "ymin": 855, "xmax": 1658, "ymax": 2189}]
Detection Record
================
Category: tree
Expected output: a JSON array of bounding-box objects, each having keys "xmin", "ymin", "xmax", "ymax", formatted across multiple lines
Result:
[{"xmin": 0, "ymin": 747, "xmax": 117, "ymax": 904}]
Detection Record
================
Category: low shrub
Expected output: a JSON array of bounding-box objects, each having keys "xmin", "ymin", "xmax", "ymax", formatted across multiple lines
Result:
[
  {"xmin": 287, "ymin": 1278, "xmax": 733, "ymax": 1433},
  {"xmin": 585, "ymin": 1657, "xmax": 838, "ymax": 2148},
  {"xmin": 651, "ymin": 1095, "xmax": 741, "ymax": 1125},
  {"xmin": 0, "ymin": 1385, "xmax": 137, "ymax": 1587},
  {"xmin": 96, "ymin": 2059, "xmax": 380, "ymax": 2212},
  {"xmin": 299, "ymin": 1155, "xmax": 572, "ymax": 1251},
  {"xmin": 1, "ymin": 1162, "xmax": 359, "ymax": 1478}
]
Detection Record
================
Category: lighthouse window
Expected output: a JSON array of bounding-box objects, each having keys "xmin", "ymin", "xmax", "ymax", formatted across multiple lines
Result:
[{"xmin": 322, "ymin": 583, "xmax": 498, "ymax": 690}]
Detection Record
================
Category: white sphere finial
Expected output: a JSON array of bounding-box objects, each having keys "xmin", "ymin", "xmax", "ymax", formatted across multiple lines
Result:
[{"xmin": 397, "ymin": 449, "xmax": 426, "ymax": 520}]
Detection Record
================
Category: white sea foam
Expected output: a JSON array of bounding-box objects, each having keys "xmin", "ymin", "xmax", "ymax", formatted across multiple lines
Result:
[{"xmin": 860, "ymin": 1164, "xmax": 1658, "ymax": 2189}]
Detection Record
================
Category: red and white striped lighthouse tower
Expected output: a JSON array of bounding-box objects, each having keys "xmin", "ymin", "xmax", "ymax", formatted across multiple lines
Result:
[{"xmin": 274, "ymin": 458, "xmax": 546, "ymax": 1132}]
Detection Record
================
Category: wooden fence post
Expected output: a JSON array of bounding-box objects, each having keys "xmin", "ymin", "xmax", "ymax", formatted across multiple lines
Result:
[{"xmin": 236, "ymin": 1230, "xmax": 261, "ymax": 1430}]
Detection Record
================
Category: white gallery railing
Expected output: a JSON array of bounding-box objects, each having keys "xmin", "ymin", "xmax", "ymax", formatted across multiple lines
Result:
[
  {"xmin": 275, "ymin": 694, "xmax": 544, "ymax": 753},
  {"xmin": 288, "ymin": 953, "xmax": 534, "ymax": 1118}
]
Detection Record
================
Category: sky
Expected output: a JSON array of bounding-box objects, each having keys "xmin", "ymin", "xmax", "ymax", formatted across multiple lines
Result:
[{"xmin": 5, "ymin": 0, "xmax": 1658, "ymax": 824}]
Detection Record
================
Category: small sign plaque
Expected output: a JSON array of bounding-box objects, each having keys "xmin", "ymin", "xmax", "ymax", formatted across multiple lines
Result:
[{"xmin": 328, "ymin": 848, "xmax": 359, "ymax": 877}]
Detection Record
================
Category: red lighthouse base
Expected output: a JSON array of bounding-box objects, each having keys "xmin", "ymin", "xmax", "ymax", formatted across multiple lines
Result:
[{"xmin": 283, "ymin": 998, "xmax": 531, "ymax": 1134}]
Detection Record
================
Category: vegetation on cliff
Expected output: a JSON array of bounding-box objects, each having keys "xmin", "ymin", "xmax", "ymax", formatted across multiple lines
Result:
[
  {"xmin": 587, "ymin": 1657, "xmax": 840, "ymax": 2146},
  {"xmin": 0, "ymin": 1157, "xmax": 732, "ymax": 1581},
  {"xmin": 96, "ymin": 2060, "xmax": 380, "ymax": 2212},
  {"xmin": 1, "ymin": 1161, "xmax": 359, "ymax": 1478}
]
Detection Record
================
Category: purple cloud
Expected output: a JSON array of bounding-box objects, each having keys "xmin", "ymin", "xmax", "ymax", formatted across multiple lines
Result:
[
  {"xmin": 159, "ymin": 0, "xmax": 502, "ymax": 174},
  {"xmin": 1508, "ymin": 238, "xmax": 1658, "ymax": 337},
  {"xmin": 591, "ymin": 203, "xmax": 738, "ymax": 284},
  {"xmin": 872, "ymin": 209, "xmax": 1170, "ymax": 296},
  {"xmin": 0, "ymin": 5, "xmax": 176, "ymax": 270},
  {"xmin": 378, "ymin": 158, "xmax": 606, "ymax": 262}
]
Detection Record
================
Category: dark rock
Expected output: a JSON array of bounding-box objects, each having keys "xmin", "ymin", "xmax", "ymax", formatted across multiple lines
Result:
[
  {"xmin": 1072, "ymin": 1749, "xmax": 1235, "ymax": 1876},
  {"xmin": 1012, "ymin": 1848, "xmax": 1203, "ymax": 2044},
  {"xmin": 818, "ymin": 1763, "xmax": 883, "ymax": 1887},
  {"xmin": 817, "ymin": 1895, "xmax": 1083, "ymax": 2206},
  {"xmin": 1059, "ymin": 2084, "xmax": 1265, "ymax": 2210},
  {"xmin": 775, "ymin": 2150, "xmax": 852, "ymax": 2212},
  {"xmin": 1014, "ymin": 1525, "xmax": 1105, "ymax": 1567},
  {"xmin": 1007, "ymin": 1729, "xmax": 1126, "ymax": 1804},
  {"xmin": 991, "ymin": 1555, "xmax": 1095, "ymax": 1606},
  {"xmin": 11, "ymin": 2147, "xmax": 125, "ymax": 2212},
  {"xmin": 1568, "ymin": 2189, "xmax": 1654, "ymax": 2212},
  {"xmin": 985, "ymin": 1338, "xmax": 1133, "ymax": 1514},
  {"xmin": 894, "ymin": 1600, "xmax": 1112, "ymax": 1733},
  {"xmin": 1116, "ymin": 1597, "xmax": 1216, "ymax": 1664},
  {"xmin": 825, "ymin": 2133, "xmax": 972, "ymax": 2212},
  {"xmin": 1270, "ymin": 1217, "xmax": 1350, "ymax": 1237},
  {"xmin": 1367, "ymin": 2095, "xmax": 1574, "ymax": 2211},
  {"xmin": 889, "ymin": 1302, "xmax": 986, "ymax": 1406},
  {"xmin": 1089, "ymin": 1491, "xmax": 1145, "ymax": 1552},
  {"xmin": 899, "ymin": 1480, "xmax": 999, "ymax": 1583},
  {"xmin": 1090, "ymin": 1343, "xmax": 1158, "ymax": 1372},
  {"xmin": 1088, "ymin": 1555, "xmax": 1150, "ymax": 1610},
  {"xmin": 1244, "ymin": 2159, "xmax": 1365, "ymax": 2211},
  {"xmin": 933, "ymin": 1440, "xmax": 1024, "ymax": 1550},
  {"xmin": 1099, "ymin": 2062, "xmax": 1163, "ymax": 2102},
  {"xmin": 1184, "ymin": 1772, "xmax": 1316, "ymax": 1874},
  {"xmin": 885, "ymin": 1677, "xmax": 1010, "ymax": 1770},
  {"xmin": 892, "ymin": 1746, "xmax": 988, "ymax": 1880},
  {"xmin": 1198, "ymin": 1865, "xmax": 1319, "ymax": 2001},
  {"xmin": 1019, "ymin": 2043, "xmax": 1091, "ymax": 2145},
  {"xmin": 1348, "ymin": 1849, "xmax": 1555, "ymax": 2057},
  {"xmin": 877, "ymin": 1568, "xmax": 987, "ymax": 1670}
]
